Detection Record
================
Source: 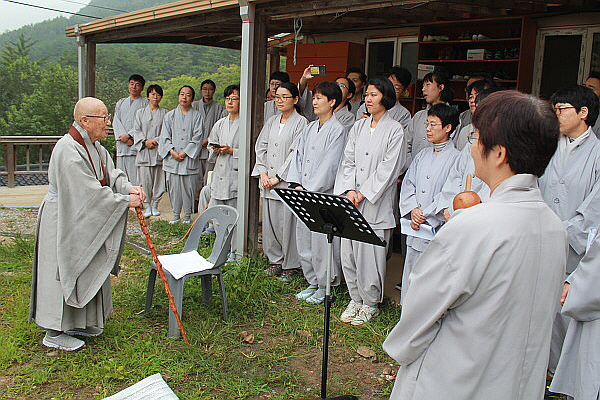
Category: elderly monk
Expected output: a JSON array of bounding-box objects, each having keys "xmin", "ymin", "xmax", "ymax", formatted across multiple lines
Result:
[
  {"xmin": 383, "ymin": 91, "xmax": 567, "ymax": 400},
  {"xmin": 29, "ymin": 97, "xmax": 145, "ymax": 351}
]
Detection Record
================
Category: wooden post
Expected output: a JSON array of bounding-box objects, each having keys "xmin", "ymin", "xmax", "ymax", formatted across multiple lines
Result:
[
  {"xmin": 268, "ymin": 48, "xmax": 281, "ymax": 77},
  {"xmin": 5, "ymin": 143, "xmax": 15, "ymax": 188},
  {"xmin": 86, "ymin": 42, "xmax": 96, "ymax": 97}
]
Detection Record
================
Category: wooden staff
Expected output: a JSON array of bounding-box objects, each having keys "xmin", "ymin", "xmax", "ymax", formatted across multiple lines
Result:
[{"xmin": 135, "ymin": 207, "xmax": 189, "ymax": 344}]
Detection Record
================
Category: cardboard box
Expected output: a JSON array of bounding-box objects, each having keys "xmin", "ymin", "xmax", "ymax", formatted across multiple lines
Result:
[
  {"xmin": 417, "ymin": 64, "xmax": 435, "ymax": 80},
  {"xmin": 467, "ymin": 49, "xmax": 485, "ymax": 61}
]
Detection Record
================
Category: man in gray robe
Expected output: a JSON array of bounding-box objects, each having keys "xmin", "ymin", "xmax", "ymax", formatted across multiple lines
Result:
[
  {"xmin": 29, "ymin": 97, "xmax": 145, "ymax": 351},
  {"xmin": 551, "ymin": 228, "xmax": 600, "ymax": 399},
  {"xmin": 539, "ymin": 85, "xmax": 600, "ymax": 375},
  {"xmin": 113, "ymin": 74, "xmax": 149, "ymax": 186},
  {"xmin": 384, "ymin": 91, "xmax": 566, "ymax": 400},
  {"xmin": 584, "ymin": 72, "xmax": 600, "ymax": 137}
]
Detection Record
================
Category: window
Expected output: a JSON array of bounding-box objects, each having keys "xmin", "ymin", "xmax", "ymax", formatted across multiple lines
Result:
[{"xmin": 366, "ymin": 36, "xmax": 418, "ymax": 83}]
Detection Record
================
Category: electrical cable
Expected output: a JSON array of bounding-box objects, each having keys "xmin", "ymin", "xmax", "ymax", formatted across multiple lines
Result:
[
  {"xmin": 56, "ymin": 0, "xmax": 127, "ymax": 13},
  {"xmin": 0, "ymin": 0, "xmax": 101, "ymax": 19},
  {"xmin": 293, "ymin": 16, "xmax": 302, "ymax": 66}
]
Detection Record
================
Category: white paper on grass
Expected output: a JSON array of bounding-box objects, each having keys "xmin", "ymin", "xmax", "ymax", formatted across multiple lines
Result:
[
  {"xmin": 158, "ymin": 251, "xmax": 214, "ymax": 280},
  {"xmin": 400, "ymin": 218, "xmax": 436, "ymax": 241},
  {"xmin": 102, "ymin": 373, "xmax": 179, "ymax": 400}
]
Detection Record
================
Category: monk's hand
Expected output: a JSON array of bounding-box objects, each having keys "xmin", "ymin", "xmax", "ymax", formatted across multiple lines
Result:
[
  {"xmin": 217, "ymin": 145, "xmax": 233, "ymax": 155},
  {"xmin": 410, "ymin": 220, "xmax": 420, "ymax": 231},
  {"xmin": 360, "ymin": 111, "xmax": 370, "ymax": 119},
  {"xmin": 202, "ymin": 138, "xmax": 209, "ymax": 148},
  {"xmin": 294, "ymin": 185, "xmax": 304, "ymax": 190},
  {"xmin": 145, "ymin": 139, "xmax": 157, "ymax": 149},
  {"xmin": 130, "ymin": 186, "xmax": 147, "ymax": 203},
  {"xmin": 411, "ymin": 208, "xmax": 426, "ymax": 225},
  {"xmin": 260, "ymin": 173, "xmax": 271, "ymax": 189},
  {"xmin": 443, "ymin": 208, "xmax": 451, "ymax": 222},
  {"xmin": 178, "ymin": 151, "xmax": 188, "ymax": 159},
  {"xmin": 355, "ymin": 191, "xmax": 365, "ymax": 205},
  {"xmin": 126, "ymin": 138, "xmax": 134, "ymax": 147},
  {"xmin": 301, "ymin": 65, "xmax": 314, "ymax": 84},
  {"xmin": 560, "ymin": 282, "xmax": 570, "ymax": 306},
  {"xmin": 118, "ymin": 133, "xmax": 130, "ymax": 142},
  {"xmin": 345, "ymin": 190, "xmax": 360, "ymax": 207},
  {"xmin": 129, "ymin": 193, "xmax": 143, "ymax": 207}
]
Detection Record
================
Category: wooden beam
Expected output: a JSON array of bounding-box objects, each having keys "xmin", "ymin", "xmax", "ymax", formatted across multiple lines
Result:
[{"xmin": 85, "ymin": 42, "xmax": 96, "ymax": 97}]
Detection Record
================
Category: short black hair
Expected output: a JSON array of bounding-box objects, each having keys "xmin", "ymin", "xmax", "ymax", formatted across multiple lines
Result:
[
  {"xmin": 335, "ymin": 76, "xmax": 356, "ymax": 110},
  {"xmin": 200, "ymin": 79, "xmax": 216, "ymax": 90},
  {"xmin": 423, "ymin": 70, "xmax": 454, "ymax": 103},
  {"xmin": 313, "ymin": 81, "xmax": 343, "ymax": 110},
  {"xmin": 367, "ymin": 76, "xmax": 396, "ymax": 110},
  {"xmin": 427, "ymin": 103, "xmax": 460, "ymax": 136},
  {"xmin": 278, "ymin": 81, "xmax": 300, "ymax": 98},
  {"xmin": 346, "ymin": 67, "xmax": 367, "ymax": 84},
  {"xmin": 224, "ymin": 84, "xmax": 240, "ymax": 98},
  {"xmin": 269, "ymin": 71, "xmax": 290, "ymax": 83},
  {"xmin": 387, "ymin": 66, "xmax": 412, "ymax": 88},
  {"xmin": 129, "ymin": 74, "xmax": 145, "ymax": 87},
  {"xmin": 588, "ymin": 71, "xmax": 600, "ymax": 81},
  {"xmin": 467, "ymin": 78, "xmax": 498, "ymax": 95},
  {"xmin": 474, "ymin": 87, "xmax": 498, "ymax": 106},
  {"xmin": 550, "ymin": 85, "xmax": 599, "ymax": 127},
  {"xmin": 146, "ymin": 84, "xmax": 163, "ymax": 97},
  {"xmin": 473, "ymin": 90, "xmax": 559, "ymax": 178},
  {"xmin": 178, "ymin": 85, "xmax": 195, "ymax": 100}
]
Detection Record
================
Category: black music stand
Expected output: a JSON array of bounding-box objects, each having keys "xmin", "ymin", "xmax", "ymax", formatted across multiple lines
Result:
[{"xmin": 274, "ymin": 188, "xmax": 385, "ymax": 400}]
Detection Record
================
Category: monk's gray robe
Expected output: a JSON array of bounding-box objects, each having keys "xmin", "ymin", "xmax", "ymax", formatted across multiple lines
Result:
[
  {"xmin": 29, "ymin": 122, "xmax": 131, "ymax": 332},
  {"xmin": 133, "ymin": 105, "xmax": 167, "ymax": 208},
  {"xmin": 384, "ymin": 174, "xmax": 567, "ymax": 400},
  {"xmin": 334, "ymin": 111, "xmax": 407, "ymax": 306},
  {"xmin": 349, "ymin": 99, "xmax": 363, "ymax": 116},
  {"xmin": 297, "ymin": 87, "xmax": 357, "ymax": 134},
  {"xmin": 192, "ymin": 99, "xmax": 227, "ymax": 185},
  {"xmin": 404, "ymin": 107, "xmax": 429, "ymax": 169},
  {"xmin": 436, "ymin": 142, "xmax": 490, "ymax": 215},
  {"xmin": 538, "ymin": 128, "xmax": 600, "ymax": 373},
  {"xmin": 287, "ymin": 115, "xmax": 347, "ymax": 287},
  {"xmin": 357, "ymin": 101, "xmax": 411, "ymax": 131},
  {"xmin": 251, "ymin": 111, "xmax": 307, "ymax": 269},
  {"xmin": 158, "ymin": 106, "xmax": 203, "ymax": 218},
  {"xmin": 335, "ymin": 107, "xmax": 356, "ymax": 135},
  {"xmin": 264, "ymin": 100, "xmax": 279, "ymax": 122},
  {"xmin": 399, "ymin": 144, "xmax": 459, "ymax": 303},
  {"xmin": 113, "ymin": 96, "xmax": 149, "ymax": 185},
  {"xmin": 551, "ymin": 228, "xmax": 600, "ymax": 399},
  {"xmin": 452, "ymin": 122, "xmax": 473, "ymax": 151},
  {"xmin": 593, "ymin": 116, "xmax": 600, "ymax": 139}
]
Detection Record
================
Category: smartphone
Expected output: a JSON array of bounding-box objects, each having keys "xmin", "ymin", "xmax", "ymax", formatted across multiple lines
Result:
[
  {"xmin": 310, "ymin": 65, "xmax": 326, "ymax": 76},
  {"xmin": 209, "ymin": 143, "xmax": 222, "ymax": 148}
]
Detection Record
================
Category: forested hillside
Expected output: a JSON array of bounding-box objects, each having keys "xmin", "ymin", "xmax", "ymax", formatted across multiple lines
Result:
[{"xmin": 0, "ymin": 0, "xmax": 243, "ymax": 150}]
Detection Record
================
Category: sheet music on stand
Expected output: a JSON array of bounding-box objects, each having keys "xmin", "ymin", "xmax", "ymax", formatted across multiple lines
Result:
[{"xmin": 274, "ymin": 188, "xmax": 386, "ymax": 247}]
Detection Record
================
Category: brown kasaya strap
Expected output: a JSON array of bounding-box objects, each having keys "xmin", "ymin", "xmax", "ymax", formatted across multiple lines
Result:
[{"xmin": 68, "ymin": 125, "xmax": 108, "ymax": 186}]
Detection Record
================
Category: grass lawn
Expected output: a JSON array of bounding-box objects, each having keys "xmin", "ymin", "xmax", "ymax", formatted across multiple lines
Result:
[{"xmin": 0, "ymin": 217, "xmax": 401, "ymax": 399}]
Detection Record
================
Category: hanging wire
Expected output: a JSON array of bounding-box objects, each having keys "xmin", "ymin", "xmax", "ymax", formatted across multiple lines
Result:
[{"xmin": 293, "ymin": 16, "xmax": 303, "ymax": 66}]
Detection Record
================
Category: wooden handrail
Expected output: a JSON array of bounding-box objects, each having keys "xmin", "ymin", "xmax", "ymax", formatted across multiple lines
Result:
[{"xmin": 0, "ymin": 136, "xmax": 62, "ymax": 188}]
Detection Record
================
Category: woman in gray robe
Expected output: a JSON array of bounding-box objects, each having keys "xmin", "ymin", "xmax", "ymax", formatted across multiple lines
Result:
[
  {"xmin": 334, "ymin": 77, "xmax": 407, "ymax": 325},
  {"xmin": 399, "ymin": 104, "xmax": 459, "ymax": 304},
  {"xmin": 538, "ymin": 85, "xmax": 600, "ymax": 374},
  {"xmin": 287, "ymin": 81, "xmax": 346, "ymax": 302},
  {"xmin": 134, "ymin": 84, "xmax": 167, "ymax": 217},
  {"xmin": 158, "ymin": 85, "xmax": 203, "ymax": 223},
  {"xmin": 251, "ymin": 82, "xmax": 307, "ymax": 279},
  {"xmin": 30, "ymin": 97, "xmax": 144, "ymax": 351},
  {"xmin": 551, "ymin": 228, "xmax": 600, "ymax": 399},
  {"xmin": 384, "ymin": 91, "xmax": 566, "ymax": 400}
]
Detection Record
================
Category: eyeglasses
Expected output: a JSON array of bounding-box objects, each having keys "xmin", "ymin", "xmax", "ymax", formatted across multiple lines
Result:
[
  {"xmin": 225, "ymin": 96, "xmax": 240, "ymax": 102},
  {"xmin": 269, "ymin": 82, "xmax": 281, "ymax": 88},
  {"xmin": 424, "ymin": 121, "xmax": 441, "ymax": 128},
  {"xmin": 554, "ymin": 106, "xmax": 576, "ymax": 115},
  {"xmin": 467, "ymin": 132, "xmax": 479, "ymax": 144},
  {"xmin": 337, "ymin": 83, "xmax": 347, "ymax": 89},
  {"xmin": 85, "ymin": 114, "xmax": 111, "ymax": 122},
  {"xmin": 274, "ymin": 95, "xmax": 294, "ymax": 101}
]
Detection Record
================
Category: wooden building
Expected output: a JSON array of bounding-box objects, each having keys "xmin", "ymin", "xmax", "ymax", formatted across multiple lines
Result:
[{"xmin": 66, "ymin": 0, "xmax": 600, "ymax": 255}]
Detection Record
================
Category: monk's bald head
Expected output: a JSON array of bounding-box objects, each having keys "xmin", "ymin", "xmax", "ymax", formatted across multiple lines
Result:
[{"xmin": 73, "ymin": 97, "xmax": 107, "ymax": 123}]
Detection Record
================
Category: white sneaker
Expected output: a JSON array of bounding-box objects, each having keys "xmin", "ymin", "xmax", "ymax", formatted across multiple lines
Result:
[
  {"xmin": 306, "ymin": 288, "xmax": 326, "ymax": 304},
  {"xmin": 143, "ymin": 207, "xmax": 152, "ymax": 218},
  {"xmin": 169, "ymin": 217, "xmax": 180, "ymax": 224},
  {"xmin": 340, "ymin": 300, "xmax": 361, "ymax": 323},
  {"xmin": 151, "ymin": 205, "xmax": 161, "ymax": 216},
  {"xmin": 65, "ymin": 326, "xmax": 103, "ymax": 337},
  {"xmin": 351, "ymin": 304, "xmax": 380, "ymax": 326},
  {"xmin": 43, "ymin": 332, "xmax": 85, "ymax": 351},
  {"xmin": 296, "ymin": 286, "xmax": 318, "ymax": 300}
]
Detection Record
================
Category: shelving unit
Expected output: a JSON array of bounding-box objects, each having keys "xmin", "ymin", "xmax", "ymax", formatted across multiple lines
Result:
[{"xmin": 411, "ymin": 16, "xmax": 536, "ymax": 114}]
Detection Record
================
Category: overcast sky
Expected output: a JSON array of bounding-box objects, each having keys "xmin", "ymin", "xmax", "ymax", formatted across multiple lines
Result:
[{"xmin": 0, "ymin": 0, "xmax": 93, "ymax": 33}]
